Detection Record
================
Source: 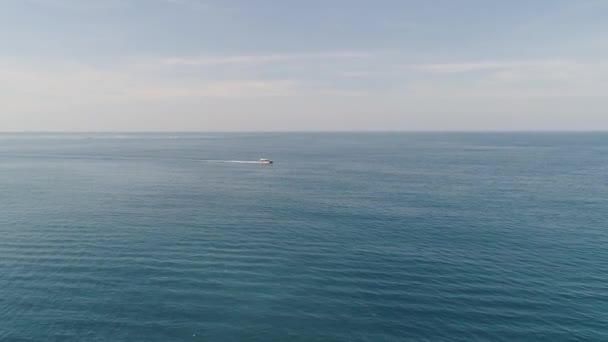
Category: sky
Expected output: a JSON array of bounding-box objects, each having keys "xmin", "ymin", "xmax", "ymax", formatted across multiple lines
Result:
[{"xmin": 1, "ymin": 0, "xmax": 607, "ymax": 131}]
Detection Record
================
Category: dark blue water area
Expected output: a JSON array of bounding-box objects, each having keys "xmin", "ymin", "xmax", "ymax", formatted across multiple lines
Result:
[{"xmin": 1, "ymin": 132, "xmax": 607, "ymax": 341}]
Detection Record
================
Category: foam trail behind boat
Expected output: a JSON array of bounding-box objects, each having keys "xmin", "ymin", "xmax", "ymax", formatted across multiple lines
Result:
[
  {"xmin": 220, "ymin": 160, "xmax": 261, "ymax": 164},
  {"xmin": 198, "ymin": 160, "xmax": 262, "ymax": 164}
]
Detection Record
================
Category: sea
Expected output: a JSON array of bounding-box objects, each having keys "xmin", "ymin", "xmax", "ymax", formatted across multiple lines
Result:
[{"xmin": 1, "ymin": 132, "xmax": 607, "ymax": 341}]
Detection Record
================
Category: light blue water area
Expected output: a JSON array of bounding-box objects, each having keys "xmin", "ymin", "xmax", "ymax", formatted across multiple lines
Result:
[{"xmin": 1, "ymin": 133, "xmax": 607, "ymax": 341}]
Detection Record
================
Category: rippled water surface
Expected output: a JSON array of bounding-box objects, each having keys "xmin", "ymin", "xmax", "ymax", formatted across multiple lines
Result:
[{"xmin": 1, "ymin": 133, "xmax": 607, "ymax": 341}]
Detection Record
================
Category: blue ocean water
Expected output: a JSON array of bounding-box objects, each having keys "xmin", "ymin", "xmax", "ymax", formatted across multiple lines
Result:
[{"xmin": 1, "ymin": 132, "xmax": 607, "ymax": 341}]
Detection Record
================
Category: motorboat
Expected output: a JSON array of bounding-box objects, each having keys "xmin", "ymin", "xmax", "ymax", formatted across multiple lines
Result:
[{"xmin": 259, "ymin": 158, "xmax": 273, "ymax": 164}]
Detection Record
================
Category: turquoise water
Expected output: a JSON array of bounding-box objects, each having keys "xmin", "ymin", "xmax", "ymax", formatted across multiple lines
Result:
[{"xmin": 1, "ymin": 133, "xmax": 607, "ymax": 341}]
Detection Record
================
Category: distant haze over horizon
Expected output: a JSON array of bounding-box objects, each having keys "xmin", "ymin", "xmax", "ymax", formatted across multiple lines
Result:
[
  {"xmin": 2, "ymin": 130, "xmax": 608, "ymax": 134},
  {"xmin": 1, "ymin": 0, "xmax": 607, "ymax": 131}
]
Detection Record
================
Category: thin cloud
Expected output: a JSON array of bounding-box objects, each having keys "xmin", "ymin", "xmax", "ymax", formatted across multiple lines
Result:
[
  {"xmin": 24, "ymin": 0, "xmax": 128, "ymax": 10},
  {"xmin": 0, "ymin": 59, "xmax": 299, "ymax": 103},
  {"xmin": 130, "ymin": 80, "xmax": 298, "ymax": 99},
  {"xmin": 404, "ymin": 60, "xmax": 579, "ymax": 73},
  {"xmin": 158, "ymin": 51, "xmax": 371, "ymax": 67},
  {"xmin": 403, "ymin": 60, "xmax": 608, "ymax": 99}
]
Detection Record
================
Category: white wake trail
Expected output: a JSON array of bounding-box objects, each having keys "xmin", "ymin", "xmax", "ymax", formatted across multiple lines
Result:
[
  {"xmin": 220, "ymin": 160, "xmax": 261, "ymax": 164},
  {"xmin": 198, "ymin": 160, "xmax": 262, "ymax": 164}
]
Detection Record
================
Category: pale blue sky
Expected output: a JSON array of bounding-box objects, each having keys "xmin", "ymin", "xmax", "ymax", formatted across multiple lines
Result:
[{"xmin": 1, "ymin": 0, "xmax": 607, "ymax": 131}]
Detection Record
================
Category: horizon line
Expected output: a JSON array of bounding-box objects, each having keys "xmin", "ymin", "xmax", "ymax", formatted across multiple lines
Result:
[{"xmin": 1, "ymin": 130, "xmax": 608, "ymax": 134}]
